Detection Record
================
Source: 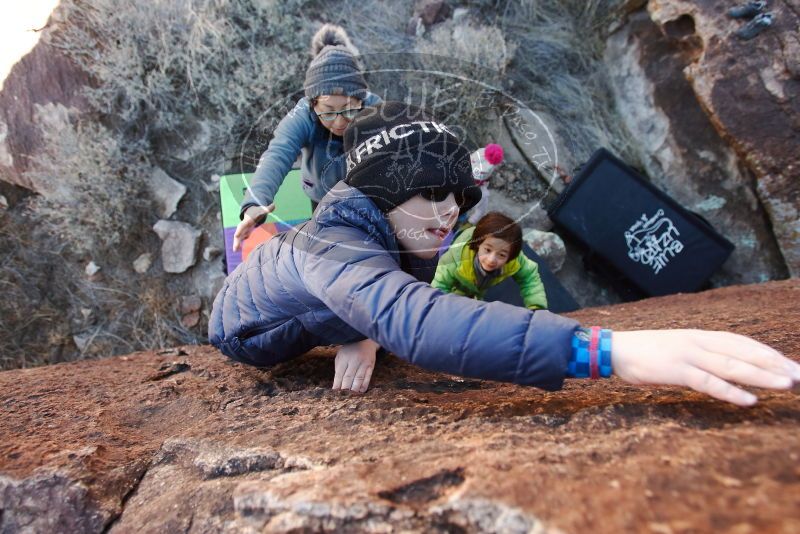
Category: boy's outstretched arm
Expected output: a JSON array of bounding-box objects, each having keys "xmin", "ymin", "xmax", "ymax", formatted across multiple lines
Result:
[
  {"xmin": 302, "ymin": 229, "xmax": 800, "ymax": 403},
  {"xmin": 612, "ymin": 330, "xmax": 800, "ymax": 406},
  {"xmin": 302, "ymin": 232, "xmax": 578, "ymax": 391}
]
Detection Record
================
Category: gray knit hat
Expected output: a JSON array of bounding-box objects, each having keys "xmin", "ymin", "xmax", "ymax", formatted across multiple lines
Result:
[{"xmin": 304, "ymin": 24, "xmax": 368, "ymax": 101}]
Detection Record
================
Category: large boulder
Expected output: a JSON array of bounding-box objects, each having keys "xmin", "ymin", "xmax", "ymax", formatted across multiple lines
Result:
[
  {"xmin": 643, "ymin": 0, "xmax": 799, "ymax": 276},
  {"xmin": 0, "ymin": 11, "xmax": 91, "ymax": 192},
  {"xmin": 0, "ymin": 280, "xmax": 798, "ymax": 532},
  {"xmin": 604, "ymin": 8, "xmax": 789, "ymax": 286}
]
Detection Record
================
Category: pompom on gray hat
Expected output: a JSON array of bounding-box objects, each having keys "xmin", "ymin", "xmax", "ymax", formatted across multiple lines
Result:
[{"xmin": 304, "ymin": 24, "xmax": 368, "ymax": 101}]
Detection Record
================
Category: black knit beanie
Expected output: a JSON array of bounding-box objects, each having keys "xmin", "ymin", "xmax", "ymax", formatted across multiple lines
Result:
[
  {"xmin": 304, "ymin": 25, "xmax": 368, "ymax": 101},
  {"xmin": 343, "ymin": 102, "xmax": 481, "ymax": 213}
]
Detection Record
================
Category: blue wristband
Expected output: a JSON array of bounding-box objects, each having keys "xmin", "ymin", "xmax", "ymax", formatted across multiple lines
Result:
[{"xmin": 567, "ymin": 327, "xmax": 613, "ymax": 379}]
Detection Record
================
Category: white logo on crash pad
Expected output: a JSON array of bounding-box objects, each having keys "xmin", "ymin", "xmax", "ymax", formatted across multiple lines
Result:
[{"xmin": 625, "ymin": 209, "xmax": 684, "ymax": 275}]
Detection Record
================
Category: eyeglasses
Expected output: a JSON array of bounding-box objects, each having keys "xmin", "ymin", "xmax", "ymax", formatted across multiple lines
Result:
[
  {"xmin": 314, "ymin": 107, "xmax": 363, "ymax": 122},
  {"xmin": 419, "ymin": 188, "xmax": 455, "ymax": 203}
]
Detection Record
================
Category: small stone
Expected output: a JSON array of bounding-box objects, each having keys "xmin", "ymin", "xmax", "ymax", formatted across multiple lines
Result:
[
  {"xmin": 72, "ymin": 331, "xmax": 94, "ymax": 352},
  {"xmin": 179, "ymin": 295, "xmax": 202, "ymax": 315},
  {"xmin": 181, "ymin": 311, "xmax": 200, "ymax": 329},
  {"xmin": 0, "ymin": 195, "xmax": 8, "ymax": 210},
  {"xmin": 406, "ymin": 16, "xmax": 424, "ymax": 36},
  {"xmin": 452, "ymin": 7, "xmax": 469, "ymax": 24},
  {"xmin": 79, "ymin": 308, "xmax": 96, "ymax": 326},
  {"xmin": 202, "ymin": 179, "xmax": 219, "ymax": 193},
  {"xmin": 203, "ymin": 247, "xmax": 222, "ymax": 262},
  {"xmin": 523, "ymin": 229, "xmax": 567, "ymax": 272},
  {"xmin": 152, "ymin": 220, "xmax": 202, "ymax": 274},
  {"xmin": 712, "ymin": 473, "xmax": 743, "ymax": 488},
  {"xmin": 133, "ymin": 253, "xmax": 153, "ymax": 274},
  {"xmin": 85, "ymin": 261, "xmax": 101, "ymax": 277}
]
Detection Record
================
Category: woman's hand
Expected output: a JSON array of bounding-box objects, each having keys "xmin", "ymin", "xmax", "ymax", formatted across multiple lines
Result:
[
  {"xmin": 232, "ymin": 204, "xmax": 275, "ymax": 252},
  {"xmin": 333, "ymin": 339, "xmax": 379, "ymax": 393},
  {"xmin": 612, "ymin": 330, "xmax": 800, "ymax": 406}
]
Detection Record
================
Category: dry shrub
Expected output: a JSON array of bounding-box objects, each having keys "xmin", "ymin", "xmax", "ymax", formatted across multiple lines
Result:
[
  {"xmin": 24, "ymin": 103, "xmax": 148, "ymax": 258},
  {"xmin": 491, "ymin": 0, "xmax": 641, "ymax": 167},
  {"xmin": 0, "ymin": 211, "xmax": 67, "ymax": 369},
  {"xmin": 412, "ymin": 21, "xmax": 517, "ymax": 141},
  {"xmin": 49, "ymin": 0, "xmax": 313, "ymax": 175},
  {"xmin": 0, "ymin": 206, "xmax": 192, "ymax": 369}
]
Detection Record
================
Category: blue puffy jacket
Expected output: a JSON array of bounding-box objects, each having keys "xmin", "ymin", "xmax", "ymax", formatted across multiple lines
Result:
[
  {"xmin": 210, "ymin": 183, "xmax": 581, "ymax": 391},
  {"xmin": 240, "ymin": 92, "xmax": 382, "ymax": 218}
]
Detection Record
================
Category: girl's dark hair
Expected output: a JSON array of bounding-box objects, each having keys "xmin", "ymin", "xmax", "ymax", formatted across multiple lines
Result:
[{"xmin": 469, "ymin": 212, "xmax": 523, "ymax": 260}]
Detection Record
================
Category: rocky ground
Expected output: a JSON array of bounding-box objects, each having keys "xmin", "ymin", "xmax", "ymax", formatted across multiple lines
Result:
[{"xmin": 1, "ymin": 279, "xmax": 799, "ymax": 533}]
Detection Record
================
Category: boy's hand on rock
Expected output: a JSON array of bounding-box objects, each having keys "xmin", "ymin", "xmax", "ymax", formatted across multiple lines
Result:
[
  {"xmin": 612, "ymin": 330, "xmax": 800, "ymax": 406},
  {"xmin": 333, "ymin": 339, "xmax": 379, "ymax": 393},
  {"xmin": 233, "ymin": 204, "xmax": 275, "ymax": 252}
]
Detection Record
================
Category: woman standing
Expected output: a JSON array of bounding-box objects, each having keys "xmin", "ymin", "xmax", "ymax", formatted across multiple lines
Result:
[{"xmin": 233, "ymin": 24, "xmax": 381, "ymax": 251}]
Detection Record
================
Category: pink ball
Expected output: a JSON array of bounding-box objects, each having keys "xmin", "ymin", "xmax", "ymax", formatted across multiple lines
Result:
[{"xmin": 484, "ymin": 143, "xmax": 504, "ymax": 165}]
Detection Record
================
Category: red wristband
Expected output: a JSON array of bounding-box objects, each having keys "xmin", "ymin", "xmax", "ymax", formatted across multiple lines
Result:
[{"xmin": 589, "ymin": 326, "xmax": 600, "ymax": 379}]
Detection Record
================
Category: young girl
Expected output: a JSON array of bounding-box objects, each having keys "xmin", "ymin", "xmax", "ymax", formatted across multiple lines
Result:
[
  {"xmin": 209, "ymin": 102, "xmax": 800, "ymax": 406},
  {"xmin": 433, "ymin": 212, "xmax": 547, "ymax": 310},
  {"xmin": 232, "ymin": 24, "xmax": 382, "ymax": 252}
]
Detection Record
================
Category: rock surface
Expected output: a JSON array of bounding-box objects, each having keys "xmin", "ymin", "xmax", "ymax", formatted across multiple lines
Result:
[
  {"xmin": 152, "ymin": 220, "xmax": 202, "ymax": 274},
  {"xmin": 1, "ymin": 280, "xmax": 798, "ymax": 533},
  {"xmin": 645, "ymin": 0, "xmax": 800, "ymax": 276},
  {"xmin": 0, "ymin": 13, "xmax": 91, "ymax": 192}
]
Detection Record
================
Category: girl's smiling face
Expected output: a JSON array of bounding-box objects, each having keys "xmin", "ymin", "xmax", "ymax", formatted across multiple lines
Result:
[
  {"xmin": 313, "ymin": 95, "xmax": 362, "ymax": 137},
  {"xmin": 476, "ymin": 236, "xmax": 512, "ymax": 272},
  {"xmin": 386, "ymin": 192, "xmax": 460, "ymax": 259}
]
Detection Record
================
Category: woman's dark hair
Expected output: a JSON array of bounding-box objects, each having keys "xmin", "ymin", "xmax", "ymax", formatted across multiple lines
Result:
[{"xmin": 469, "ymin": 212, "xmax": 523, "ymax": 260}]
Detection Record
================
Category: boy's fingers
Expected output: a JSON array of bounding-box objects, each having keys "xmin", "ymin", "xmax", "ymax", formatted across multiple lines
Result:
[
  {"xmin": 696, "ymin": 331, "xmax": 797, "ymax": 378},
  {"xmin": 351, "ymin": 364, "xmax": 374, "ymax": 393},
  {"xmin": 695, "ymin": 352, "xmax": 794, "ymax": 390},
  {"xmin": 333, "ymin": 358, "xmax": 348, "ymax": 390},
  {"xmin": 336, "ymin": 355, "xmax": 357, "ymax": 390},
  {"xmin": 683, "ymin": 367, "xmax": 757, "ymax": 406},
  {"xmin": 350, "ymin": 365, "xmax": 365, "ymax": 392},
  {"xmin": 341, "ymin": 366, "xmax": 357, "ymax": 391},
  {"xmin": 358, "ymin": 365, "xmax": 374, "ymax": 393}
]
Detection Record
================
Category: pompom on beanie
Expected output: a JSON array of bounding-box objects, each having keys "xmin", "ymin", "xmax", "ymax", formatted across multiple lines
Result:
[
  {"xmin": 304, "ymin": 24, "xmax": 368, "ymax": 101},
  {"xmin": 484, "ymin": 143, "xmax": 504, "ymax": 165}
]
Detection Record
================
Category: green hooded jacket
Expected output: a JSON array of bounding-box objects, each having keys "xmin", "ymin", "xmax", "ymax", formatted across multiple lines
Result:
[{"xmin": 431, "ymin": 227, "xmax": 548, "ymax": 309}]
